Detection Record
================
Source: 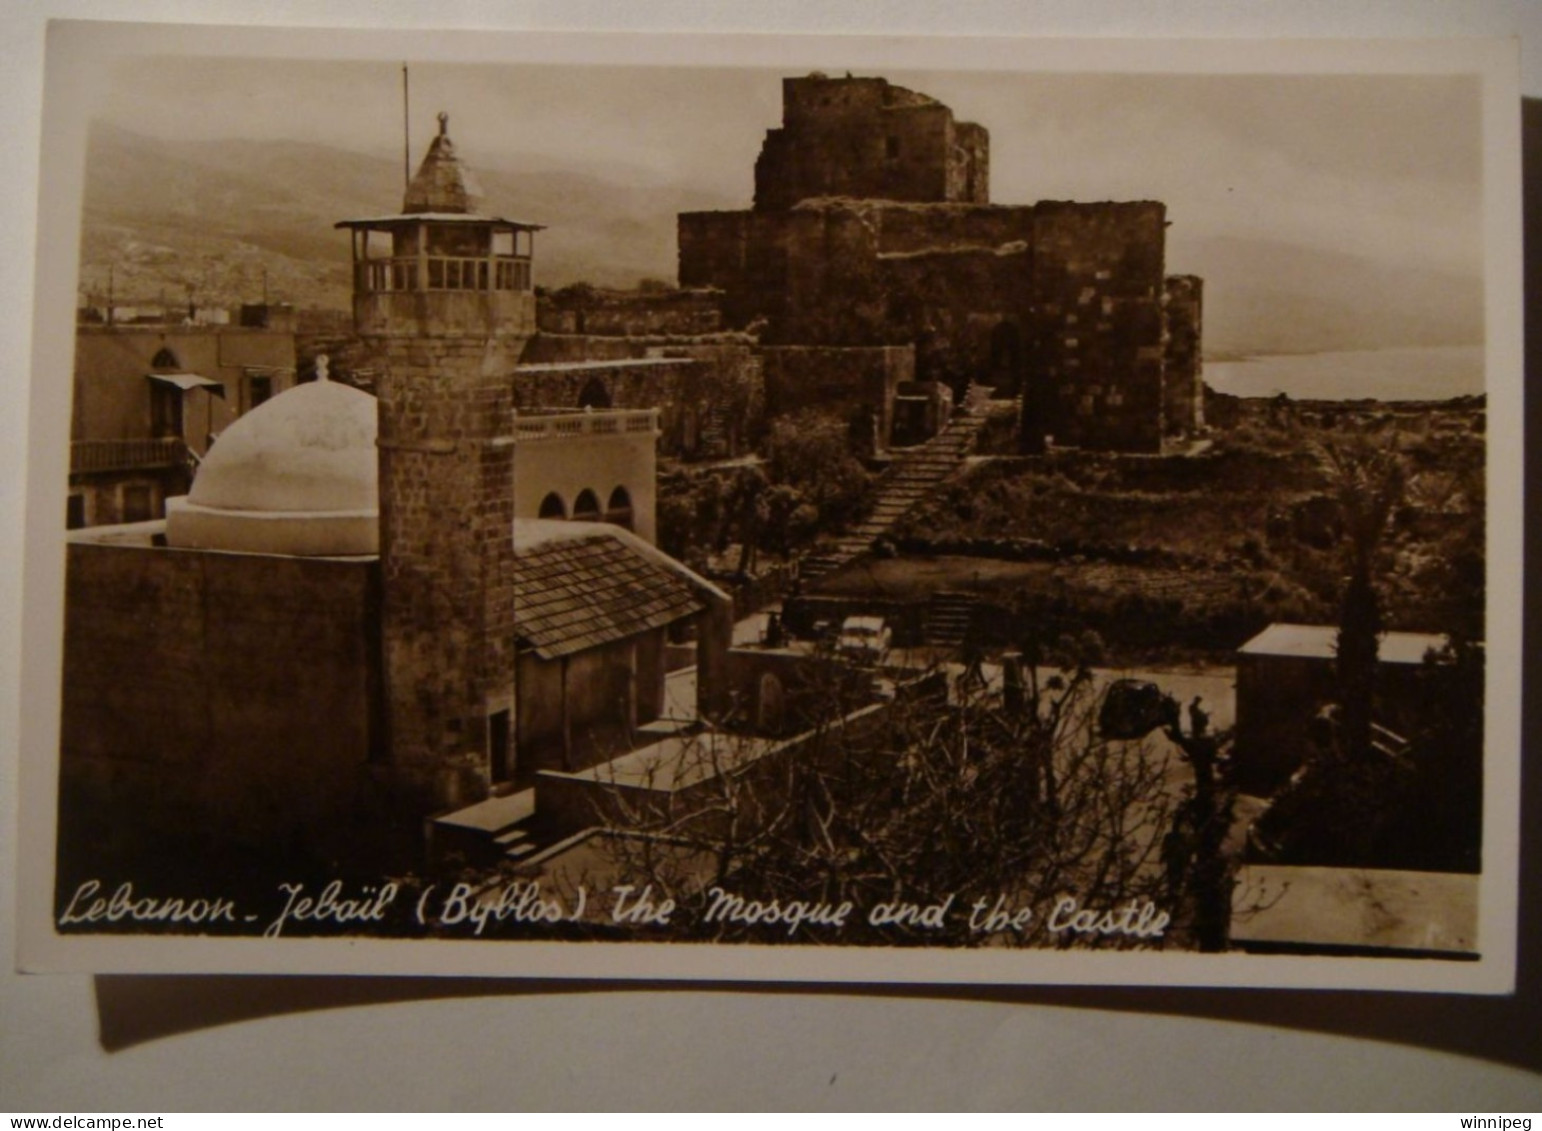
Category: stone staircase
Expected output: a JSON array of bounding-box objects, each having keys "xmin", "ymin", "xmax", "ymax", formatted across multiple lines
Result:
[
  {"xmin": 926, "ymin": 589, "xmax": 981, "ymax": 648},
  {"xmin": 802, "ymin": 403, "xmax": 990, "ymax": 583},
  {"xmin": 427, "ymin": 788, "xmax": 550, "ymax": 869}
]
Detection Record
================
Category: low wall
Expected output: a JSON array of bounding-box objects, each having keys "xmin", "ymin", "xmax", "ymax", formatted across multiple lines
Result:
[{"xmin": 536, "ymin": 288, "xmax": 724, "ymax": 337}]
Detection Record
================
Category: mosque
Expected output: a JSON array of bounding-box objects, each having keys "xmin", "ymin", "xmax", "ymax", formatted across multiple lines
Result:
[{"xmin": 56, "ymin": 116, "xmax": 734, "ymax": 868}]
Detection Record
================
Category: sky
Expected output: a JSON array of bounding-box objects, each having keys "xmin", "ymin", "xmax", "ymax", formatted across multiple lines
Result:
[{"xmin": 85, "ymin": 54, "xmax": 1484, "ymax": 285}]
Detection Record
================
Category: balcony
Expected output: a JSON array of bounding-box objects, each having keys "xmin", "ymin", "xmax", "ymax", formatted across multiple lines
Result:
[
  {"xmin": 513, "ymin": 409, "xmax": 660, "ymax": 442},
  {"xmin": 355, "ymin": 254, "xmax": 532, "ymax": 295},
  {"xmin": 70, "ymin": 438, "xmax": 188, "ymax": 474}
]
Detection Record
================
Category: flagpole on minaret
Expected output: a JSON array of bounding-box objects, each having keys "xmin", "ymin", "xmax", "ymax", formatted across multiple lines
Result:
[{"xmin": 402, "ymin": 63, "xmax": 411, "ymax": 191}]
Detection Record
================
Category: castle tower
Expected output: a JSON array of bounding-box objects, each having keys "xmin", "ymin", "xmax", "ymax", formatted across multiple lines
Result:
[{"xmin": 337, "ymin": 113, "xmax": 542, "ymax": 809}]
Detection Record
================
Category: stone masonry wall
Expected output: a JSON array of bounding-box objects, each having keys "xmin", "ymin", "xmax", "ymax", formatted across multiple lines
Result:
[
  {"xmin": 1025, "ymin": 201, "xmax": 1168, "ymax": 454},
  {"xmin": 373, "ymin": 334, "xmax": 523, "ymax": 811},
  {"xmin": 59, "ymin": 540, "xmax": 380, "ymax": 856},
  {"xmin": 1163, "ymin": 274, "xmax": 1205, "ymax": 442},
  {"xmin": 754, "ymin": 75, "xmax": 989, "ymax": 209},
  {"xmin": 536, "ymin": 287, "xmax": 723, "ymax": 337},
  {"xmin": 682, "ymin": 202, "xmax": 1032, "ymax": 395},
  {"xmin": 677, "ymin": 75, "xmax": 1201, "ymax": 456},
  {"xmin": 514, "ymin": 347, "xmax": 763, "ymax": 460}
]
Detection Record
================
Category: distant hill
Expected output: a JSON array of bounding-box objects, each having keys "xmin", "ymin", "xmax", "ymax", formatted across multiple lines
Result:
[
  {"xmin": 79, "ymin": 124, "xmax": 739, "ymax": 311},
  {"xmin": 80, "ymin": 125, "xmax": 1485, "ymax": 357}
]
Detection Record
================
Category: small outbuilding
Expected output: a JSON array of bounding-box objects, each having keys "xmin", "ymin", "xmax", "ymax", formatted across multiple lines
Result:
[{"xmin": 1232, "ymin": 622, "xmax": 1447, "ymax": 796}]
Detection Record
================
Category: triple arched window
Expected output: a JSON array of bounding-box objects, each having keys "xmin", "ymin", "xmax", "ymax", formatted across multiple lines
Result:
[{"xmin": 534, "ymin": 486, "xmax": 634, "ymax": 531}]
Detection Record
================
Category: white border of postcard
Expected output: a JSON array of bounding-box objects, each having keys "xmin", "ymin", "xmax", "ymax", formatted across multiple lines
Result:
[{"xmin": 15, "ymin": 23, "xmax": 1524, "ymax": 992}]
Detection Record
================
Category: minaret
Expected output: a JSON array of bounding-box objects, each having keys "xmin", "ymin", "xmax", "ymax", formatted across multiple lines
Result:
[{"xmin": 337, "ymin": 113, "xmax": 541, "ymax": 809}]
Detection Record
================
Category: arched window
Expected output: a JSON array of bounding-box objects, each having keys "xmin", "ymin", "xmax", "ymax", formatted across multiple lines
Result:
[
  {"xmin": 151, "ymin": 346, "xmax": 180, "ymax": 370},
  {"xmin": 578, "ymin": 377, "xmax": 612, "ymax": 409},
  {"xmin": 538, "ymin": 492, "xmax": 567, "ymax": 519},
  {"xmin": 572, "ymin": 489, "xmax": 602, "ymax": 521},
  {"xmin": 605, "ymin": 486, "xmax": 634, "ymax": 531}
]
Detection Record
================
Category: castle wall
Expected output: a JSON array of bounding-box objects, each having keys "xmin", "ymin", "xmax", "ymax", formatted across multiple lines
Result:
[
  {"xmin": 754, "ymin": 76, "xmax": 988, "ymax": 209},
  {"xmin": 681, "ymin": 203, "xmax": 1031, "ymax": 396},
  {"xmin": 1026, "ymin": 201, "xmax": 1169, "ymax": 454},
  {"xmin": 950, "ymin": 121, "xmax": 990, "ymax": 205},
  {"xmin": 1164, "ymin": 275, "xmax": 1205, "ymax": 442},
  {"xmin": 59, "ymin": 537, "xmax": 380, "ymax": 855},
  {"xmin": 678, "ymin": 77, "xmax": 1204, "ymax": 456},
  {"xmin": 536, "ymin": 287, "xmax": 723, "ymax": 337},
  {"xmin": 519, "ymin": 335, "xmax": 645, "ymax": 365},
  {"xmin": 513, "ymin": 349, "xmax": 763, "ymax": 461},
  {"xmin": 512, "ymin": 359, "xmax": 690, "ymax": 469}
]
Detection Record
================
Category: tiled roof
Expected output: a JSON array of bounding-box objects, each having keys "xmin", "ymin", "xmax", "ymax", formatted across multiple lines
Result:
[{"xmin": 513, "ymin": 532, "xmax": 706, "ymax": 659}]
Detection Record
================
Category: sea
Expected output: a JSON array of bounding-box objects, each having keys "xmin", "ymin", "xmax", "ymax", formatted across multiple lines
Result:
[{"xmin": 1203, "ymin": 345, "xmax": 1485, "ymax": 403}]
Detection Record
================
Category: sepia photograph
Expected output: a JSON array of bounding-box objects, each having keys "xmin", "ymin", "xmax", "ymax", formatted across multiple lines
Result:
[{"xmin": 14, "ymin": 24, "xmax": 1523, "ymax": 990}]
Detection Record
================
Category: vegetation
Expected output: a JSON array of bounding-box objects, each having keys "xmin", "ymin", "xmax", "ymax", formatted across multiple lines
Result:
[
  {"xmin": 1249, "ymin": 425, "xmax": 1484, "ymax": 874},
  {"xmin": 884, "ymin": 403, "xmax": 1485, "ymax": 661},
  {"xmin": 585, "ymin": 637, "xmax": 1236, "ymax": 951},
  {"xmin": 658, "ymin": 407, "xmax": 873, "ymax": 575}
]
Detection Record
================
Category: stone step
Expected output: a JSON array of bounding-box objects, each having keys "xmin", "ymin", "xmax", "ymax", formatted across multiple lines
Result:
[{"xmin": 803, "ymin": 412, "xmax": 987, "ymax": 584}]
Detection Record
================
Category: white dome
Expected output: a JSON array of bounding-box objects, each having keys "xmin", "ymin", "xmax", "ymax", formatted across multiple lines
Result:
[{"xmin": 166, "ymin": 378, "xmax": 379, "ymax": 556}]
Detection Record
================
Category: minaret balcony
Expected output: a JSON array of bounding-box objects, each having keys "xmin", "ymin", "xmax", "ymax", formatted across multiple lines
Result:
[{"xmin": 355, "ymin": 253, "xmax": 533, "ymax": 295}]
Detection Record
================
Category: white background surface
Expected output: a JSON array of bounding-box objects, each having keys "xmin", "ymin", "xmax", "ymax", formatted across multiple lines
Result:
[{"xmin": 3, "ymin": 0, "xmax": 1541, "ymax": 1112}]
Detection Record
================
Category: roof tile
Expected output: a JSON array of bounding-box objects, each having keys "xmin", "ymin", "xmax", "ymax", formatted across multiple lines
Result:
[{"xmin": 513, "ymin": 533, "xmax": 706, "ymax": 659}]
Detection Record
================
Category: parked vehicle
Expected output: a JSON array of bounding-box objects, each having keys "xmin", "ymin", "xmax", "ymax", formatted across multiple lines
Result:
[{"xmin": 836, "ymin": 615, "xmax": 891, "ymax": 663}]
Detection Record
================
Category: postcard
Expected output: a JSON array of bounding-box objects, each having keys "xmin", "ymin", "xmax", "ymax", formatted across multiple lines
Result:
[{"xmin": 14, "ymin": 23, "xmax": 1523, "ymax": 991}]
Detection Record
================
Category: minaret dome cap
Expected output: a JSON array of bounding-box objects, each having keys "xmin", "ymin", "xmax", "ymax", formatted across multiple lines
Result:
[{"xmin": 402, "ymin": 111, "xmax": 485, "ymax": 215}]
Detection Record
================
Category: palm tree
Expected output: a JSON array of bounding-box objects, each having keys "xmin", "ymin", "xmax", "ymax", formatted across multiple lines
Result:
[{"xmin": 1314, "ymin": 430, "xmax": 1405, "ymax": 763}]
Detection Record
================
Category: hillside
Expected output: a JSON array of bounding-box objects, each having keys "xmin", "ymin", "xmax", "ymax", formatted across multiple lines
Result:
[
  {"xmin": 79, "ymin": 125, "xmax": 1485, "ymax": 357},
  {"xmin": 79, "ymin": 124, "xmax": 737, "ymax": 310}
]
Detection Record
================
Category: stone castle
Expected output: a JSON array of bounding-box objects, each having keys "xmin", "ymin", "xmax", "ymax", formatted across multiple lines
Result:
[{"xmin": 678, "ymin": 72, "xmax": 1204, "ymax": 454}]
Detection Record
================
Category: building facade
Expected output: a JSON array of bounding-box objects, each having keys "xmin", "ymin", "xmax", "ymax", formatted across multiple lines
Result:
[
  {"xmin": 58, "ymin": 116, "xmax": 733, "ymax": 870},
  {"xmin": 69, "ymin": 309, "xmax": 297, "ymax": 528}
]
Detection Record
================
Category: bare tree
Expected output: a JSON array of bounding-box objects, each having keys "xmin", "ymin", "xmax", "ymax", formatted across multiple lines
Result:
[{"xmin": 586, "ymin": 654, "xmax": 1193, "ymax": 949}]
